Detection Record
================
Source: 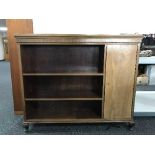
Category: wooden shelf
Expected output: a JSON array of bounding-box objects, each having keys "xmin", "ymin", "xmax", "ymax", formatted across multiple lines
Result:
[
  {"xmin": 25, "ymin": 118, "xmax": 103, "ymax": 123},
  {"xmin": 25, "ymin": 98, "xmax": 103, "ymax": 101},
  {"xmin": 25, "ymin": 101, "xmax": 102, "ymax": 119},
  {"xmin": 24, "ymin": 90, "xmax": 102, "ymax": 99},
  {"xmin": 24, "ymin": 76, "xmax": 103, "ymax": 98},
  {"xmin": 21, "ymin": 45, "xmax": 104, "ymax": 73},
  {"xmin": 22, "ymin": 73, "xmax": 103, "ymax": 76}
]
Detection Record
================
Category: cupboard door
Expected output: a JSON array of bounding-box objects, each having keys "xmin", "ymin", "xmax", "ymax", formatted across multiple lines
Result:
[{"xmin": 104, "ymin": 44, "xmax": 138, "ymax": 121}]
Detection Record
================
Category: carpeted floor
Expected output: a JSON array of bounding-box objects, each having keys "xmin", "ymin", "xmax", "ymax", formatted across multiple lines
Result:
[{"xmin": 0, "ymin": 61, "xmax": 155, "ymax": 135}]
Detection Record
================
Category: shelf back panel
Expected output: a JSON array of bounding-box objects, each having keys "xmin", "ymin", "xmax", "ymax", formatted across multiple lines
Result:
[
  {"xmin": 20, "ymin": 45, "xmax": 104, "ymax": 73},
  {"xmin": 24, "ymin": 76, "xmax": 103, "ymax": 98},
  {"xmin": 25, "ymin": 101, "xmax": 102, "ymax": 119}
]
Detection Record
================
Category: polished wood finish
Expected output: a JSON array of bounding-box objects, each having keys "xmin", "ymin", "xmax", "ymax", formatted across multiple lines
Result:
[
  {"xmin": 15, "ymin": 34, "xmax": 142, "ymax": 44},
  {"xmin": 104, "ymin": 45, "xmax": 138, "ymax": 120},
  {"xmin": 7, "ymin": 19, "xmax": 33, "ymax": 114},
  {"xmin": 25, "ymin": 98, "xmax": 103, "ymax": 101},
  {"xmin": 22, "ymin": 73, "xmax": 103, "ymax": 76},
  {"xmin": 15, "ymin": 34, "xmax": 142, "ymax": 125}
]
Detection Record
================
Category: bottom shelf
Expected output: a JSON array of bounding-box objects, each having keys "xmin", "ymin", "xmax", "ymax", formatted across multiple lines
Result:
[{"xmin": 25, "ymin": 101, "xmax": 102, "ymax": 120}]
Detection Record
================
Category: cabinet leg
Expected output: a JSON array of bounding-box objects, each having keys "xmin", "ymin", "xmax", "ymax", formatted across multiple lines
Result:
[{"xmin": 127, "ymin": 122, "xmax": 135, "ymax": 131}]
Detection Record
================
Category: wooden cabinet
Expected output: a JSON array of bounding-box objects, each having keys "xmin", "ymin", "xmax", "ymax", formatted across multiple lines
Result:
[{"xmin": 15, "ymin": 34, "xmax": 142, "ymax": 129}]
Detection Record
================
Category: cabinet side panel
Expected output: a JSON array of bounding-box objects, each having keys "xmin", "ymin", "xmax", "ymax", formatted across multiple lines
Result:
[{"xmin": 104, "ymin": 44, "xmax": 137, "ymax": 121}]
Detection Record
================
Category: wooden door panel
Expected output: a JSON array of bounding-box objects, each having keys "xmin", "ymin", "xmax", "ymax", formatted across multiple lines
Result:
[
  {"xmin": 104, "ymin": 44, "xmax": 138, "ymax": 121},
  {"xmin": 7, "ymin": 19, "xmax": 33, "ymax": 114}
]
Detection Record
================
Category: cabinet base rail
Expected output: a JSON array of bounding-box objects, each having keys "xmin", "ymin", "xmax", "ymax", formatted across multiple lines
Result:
[{"xmin": 23, "ymin": 120, "xmax": 135, "ymax": 131}]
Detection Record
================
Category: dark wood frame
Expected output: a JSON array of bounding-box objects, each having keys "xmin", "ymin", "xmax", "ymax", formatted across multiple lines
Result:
[{"xmin": 15, "ymin": 34, "xmax": 142, "ymax": 129}]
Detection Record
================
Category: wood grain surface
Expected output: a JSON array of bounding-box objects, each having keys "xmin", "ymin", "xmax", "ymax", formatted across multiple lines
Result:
[
  {"xmin": 7, "ymin": 19, "xmax": 33, "ymax": 114},
  {"xmin": 104, "ymin": 44, "xmax": 138, "ymax": 121}
]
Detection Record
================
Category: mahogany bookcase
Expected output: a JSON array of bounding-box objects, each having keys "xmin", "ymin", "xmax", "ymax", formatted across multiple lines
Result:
[{"xmin": 15, "ymin": 34, "xmax": 142, "ymax": 130}]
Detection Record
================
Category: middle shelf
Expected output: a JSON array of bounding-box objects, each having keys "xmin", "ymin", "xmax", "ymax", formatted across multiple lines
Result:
[
  {"xmin": 22, "ymin": 73, "xmax": 103, "ymax": 76},
  {"xmin": 23, "ymin": 76, "xmax": 103, "ymax": 99}
]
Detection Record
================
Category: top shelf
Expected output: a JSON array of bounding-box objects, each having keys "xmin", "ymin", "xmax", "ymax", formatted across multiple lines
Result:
[{"xmin": 20, "ymin": 45, "xmax": 104, "ymax": 74}]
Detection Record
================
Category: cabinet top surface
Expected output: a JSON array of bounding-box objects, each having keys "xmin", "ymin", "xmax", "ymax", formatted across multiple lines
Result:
[{"xmin": 15, "ymin": 34, "xmax": 143, "ymax": 44}]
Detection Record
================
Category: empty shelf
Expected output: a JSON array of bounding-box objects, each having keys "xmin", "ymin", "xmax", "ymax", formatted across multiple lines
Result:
[{"xmin": 25, "ymin": 101, "xmax": 102, "ymax": 119}]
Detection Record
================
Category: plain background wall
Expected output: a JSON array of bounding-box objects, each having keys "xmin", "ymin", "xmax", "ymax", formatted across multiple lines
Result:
[
  {"xmin": 32, "ymin": 0, "xmax": 155, "ymax": 34},
  {"xmin": 33, "ymin": 17, "xmax": 145, "ymax": 34}
]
